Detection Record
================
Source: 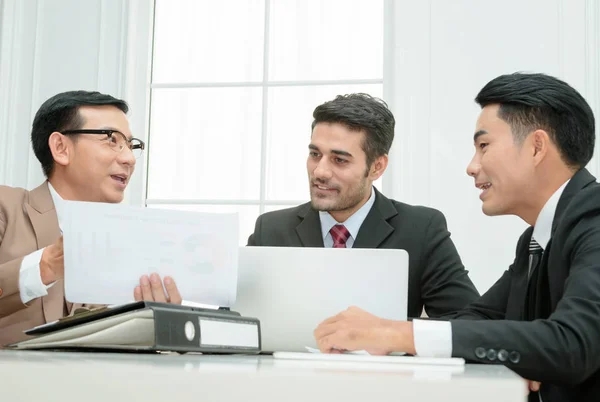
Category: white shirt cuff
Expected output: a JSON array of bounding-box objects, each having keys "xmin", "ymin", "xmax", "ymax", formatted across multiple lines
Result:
[
  {"xmin": 19, "ymin": 248, "xmax": 54, "ymax": 304},
  {"xmin": 413, "ymin": 319, "xmax": 453, "ymax": 357}
]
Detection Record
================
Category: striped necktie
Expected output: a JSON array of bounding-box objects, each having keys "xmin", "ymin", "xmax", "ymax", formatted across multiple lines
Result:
[
  {"xmin": 330, "ymin": 225, "xmax": 350, "ymax": 248},
  {"xmin": 528, "ymin": 237, "xmax": 543, "ymax": 279},
  {"xmin": 527, "ymin": 237, "xmax": 545, "ymax": 402}
]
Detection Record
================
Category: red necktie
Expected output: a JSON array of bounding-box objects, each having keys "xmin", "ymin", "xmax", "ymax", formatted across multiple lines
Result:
[{"xmin": 330, "ymin": 224, "xmax": 350, "ymax": 248}]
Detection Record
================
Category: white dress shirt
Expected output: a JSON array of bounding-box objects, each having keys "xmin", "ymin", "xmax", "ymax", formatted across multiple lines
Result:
[
  {"xmin": 319, "ymin": 187, "xmax": 376, "ymax": 248},
  {"xmin": 18, "ymin": 182, "xmax": 64, "ymax": 304},
  {"xmin": 413, "ymin": 180, "xmax": 570, "ymax": 357}
]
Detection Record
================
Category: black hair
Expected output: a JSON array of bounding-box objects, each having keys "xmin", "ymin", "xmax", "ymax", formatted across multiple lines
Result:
[
  {"xmin": 312, "ymin": 93, "xmax": 395, "ymax": 168},
  {"xmin": 31, "ymin": 90, "xmax": 129, "ymax": 177},
  {"xmin": 475, "ymin": 73, "xmax": 595, "ymax": 169}
]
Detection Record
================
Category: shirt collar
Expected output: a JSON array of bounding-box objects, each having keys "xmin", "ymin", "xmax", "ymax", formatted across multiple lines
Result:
[
  {"xmin": 47, "ymin": 182, "xmax": 65, "ymax": 232},
  {"xmin": 319, "ymin": 186, "xmax": 376, "ymax": 241},
  {"xmin": 532, "ymin": 179, "xmax": 570, "ymax": 250}
]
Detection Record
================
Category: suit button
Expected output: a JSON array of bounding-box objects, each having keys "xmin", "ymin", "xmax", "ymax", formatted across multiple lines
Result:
[
  {"xmin": 475, "ymin": 347, "xmax": 486, "ymax": 359},
  {"xmin": 486, "ymin": 349, "xmax": 497, "ymax": 361},
  {"xmin": 509, "ymin": 351, "xmax": 521, "ymax": 364},
  {"xmin": 498, "ymin": 349, "xmax": 509, "ymax": 362}
]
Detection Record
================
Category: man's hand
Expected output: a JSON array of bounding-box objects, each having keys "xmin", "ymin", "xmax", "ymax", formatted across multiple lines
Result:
[
  {"xmin": 40, "ymin": 236, "xmax": 64, "ymax": 285},
  {"xmin": 314, "ymin": 306, "xmax": 415, "ymax": 355},
  {"xmin": 133, "ymin": 273, "xmax": 182, "ymax": 304},
  {"xmin": 527, "ymin": 380, "xmax": 541, "ymax": 393}
]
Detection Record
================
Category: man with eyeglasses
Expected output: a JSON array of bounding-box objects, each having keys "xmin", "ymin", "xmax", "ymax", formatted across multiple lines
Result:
[{"xmin": 0, "ymin": 90, "xmax": 182, "ymax": 346}]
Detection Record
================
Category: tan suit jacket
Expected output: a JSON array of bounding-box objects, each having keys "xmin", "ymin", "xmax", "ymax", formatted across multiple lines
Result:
[{"xmin": 0, "ymin": 182, "xmax": 86, "ymax": 346}]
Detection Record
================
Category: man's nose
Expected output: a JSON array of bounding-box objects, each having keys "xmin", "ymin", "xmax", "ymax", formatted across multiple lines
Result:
[
  {"xmin": 312, "ymin": 159, "xmax": 333, "ymax": 180},
  {"xmin": 466, "ymin": 155, "xmax": 480, "ymax": 177},
  {"xmin": 118, "ymin": 147, "xmax": 137, "ymax": 167}
]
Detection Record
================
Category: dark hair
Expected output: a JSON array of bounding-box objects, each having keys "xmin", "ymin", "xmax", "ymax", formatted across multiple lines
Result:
[
  {"xmin": 31, "ymin": 90, "xmax": 129, "ymax": 178},
  {"xmin": 475, "ymin": 72, "xmax": 595, "ymax": 169},
  {"xmin": 311, "ymin": 93, "xmax": 395, "ymax": 168}
]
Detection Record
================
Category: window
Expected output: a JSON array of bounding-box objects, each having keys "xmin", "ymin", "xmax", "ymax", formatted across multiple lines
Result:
[{"xmin": 148, "ymin": 0, "xmax": 384, "ymax": 244}]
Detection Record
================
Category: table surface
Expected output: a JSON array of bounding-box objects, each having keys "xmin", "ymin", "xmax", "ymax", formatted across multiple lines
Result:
[{"xmin": 0, "ymin": 350, "xmax": 527, "ymax": 401}]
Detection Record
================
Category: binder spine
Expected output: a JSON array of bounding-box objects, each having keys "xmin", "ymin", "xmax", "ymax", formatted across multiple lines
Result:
[{"xmin": 152, "ymin": 307, "xmax": 261, "ymax": 354}]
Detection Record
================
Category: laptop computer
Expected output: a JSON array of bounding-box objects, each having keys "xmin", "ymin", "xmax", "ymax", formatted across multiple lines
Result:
[{"xmin": 233, "ymin": 247, "xmax": 408, "ymax": 353}]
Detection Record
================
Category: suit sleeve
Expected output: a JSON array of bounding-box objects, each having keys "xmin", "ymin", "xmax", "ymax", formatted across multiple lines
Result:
[
  {"xmin": 420, "ymin": 210, "xmax": 480, "ymax": 317},
  {"xmin": 451, "ymin": 217, "xmax": 600, "ymax": 385},
  {"xmin": 449, "ymin": 234, "xmax": 529, "ymax": 320},
  {"xmin": 246, "ymin": 214, "xmax": 263, "ymax": 246},
  {"xmin": 0, "ymin": 211, "xmax": 30, "ymax": 318},
  {"xmin": 450, "ymin": 269, "xmax": 510, "ymax": 320}
]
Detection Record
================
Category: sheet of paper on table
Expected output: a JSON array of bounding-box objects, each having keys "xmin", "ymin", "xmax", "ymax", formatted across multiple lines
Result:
[{"xmin": 273, "ymin": 347, "xmax": 465, "ymax": 366}]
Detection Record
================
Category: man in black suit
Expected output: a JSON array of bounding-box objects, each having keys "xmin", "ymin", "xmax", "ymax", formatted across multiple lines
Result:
[
  {"xmin": 314, "ymin": 73, "xmax": 600, "ymax": 401},
  {"xmin": 248, "ymin": 93, "xmax": 479, "ymax": 318}
]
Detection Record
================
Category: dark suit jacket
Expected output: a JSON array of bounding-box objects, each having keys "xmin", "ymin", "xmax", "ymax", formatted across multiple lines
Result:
[
  {"xmin": 247, "ymin": 188, "xmax": 480, "ymax": 318},
  {"xmin": 451, "ymin": 169, "xmax": 600, "ymax": 402}
]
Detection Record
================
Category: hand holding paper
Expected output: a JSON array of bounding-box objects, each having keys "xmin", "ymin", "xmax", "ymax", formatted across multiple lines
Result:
[{"xmin": 134, "ymin": 273, "xmax": 182, "ymax": 304}]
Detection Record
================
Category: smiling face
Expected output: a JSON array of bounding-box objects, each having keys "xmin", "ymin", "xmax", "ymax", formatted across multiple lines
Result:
[
  {"xmin": 307, "ymin": 122, "xmax": 387, "ymax": 222},
  {"xmin": 49, "ymin": 105, "xmax": 136, "ymax": 203},
  {"xmin": 466, "ymin": 104, "xmax": 537, "ymax": 217}
]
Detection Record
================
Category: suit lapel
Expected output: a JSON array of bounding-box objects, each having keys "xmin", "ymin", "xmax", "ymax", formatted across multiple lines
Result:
[
  {"xmin": 537, "ymin": 238, "xmax": 553, "ymax": 317},
  {"xmin": 295, "ymin": 205, "xmax": 325, "ymax": 247},
  {"xmin": 25, "ymin": 182, "xmax": 67, "ymax": 322},
  {"xmin": 526, "ymin": 237, "xmax": 553, "ymax": 321},
  {"xmin": 353, "ymin": 188, "xmax": 397, "ymax": 248},
  {"xmin": 294, "ymin": 188, "xmax": 398, "ymax": 248},
  {"xmin": 25, "ymin": 183, "xmax": 60, "ymax": 250},
  {"xmin": 507, "ymin": 228, "xmax": 533, "ymax": 320}
]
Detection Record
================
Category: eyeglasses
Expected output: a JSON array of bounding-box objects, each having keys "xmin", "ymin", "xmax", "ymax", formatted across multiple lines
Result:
[{"xmin": 61, "ymin": 129, "xmax": 145, "ymax": 159}]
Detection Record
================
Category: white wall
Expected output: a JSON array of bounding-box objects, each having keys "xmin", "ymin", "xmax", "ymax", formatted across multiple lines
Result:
[
  {"xmin": 384, "ymin": 0, "xmax": 600, "ymax": 291},
  {"xmin": 0, "ymin": 0, "xmax": 153, "ymax": 205},
  {"xmin": 1, "ymin": 0, "xmax": 599, "ymax": 293}
]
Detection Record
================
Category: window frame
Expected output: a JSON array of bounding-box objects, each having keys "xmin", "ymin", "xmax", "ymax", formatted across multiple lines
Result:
[{"xmin": 141, "ymin": 0, "xmax": 392, "ymax": 216}]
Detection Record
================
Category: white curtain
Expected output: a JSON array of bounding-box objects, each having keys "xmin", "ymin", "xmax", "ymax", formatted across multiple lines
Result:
[
  {"xmin": 383, "ymin": 0, "xmax": 600, "ymax": 292},
  {"xmin": 0, "ymin": 0, "xmax": 152, "ymax": 206}
]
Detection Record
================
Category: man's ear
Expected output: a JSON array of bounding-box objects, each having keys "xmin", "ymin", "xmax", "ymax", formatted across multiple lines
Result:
[
  {"xmin": 48, "ymin": 132, "xmax": 72, "ymax": 167},
  {"xmin": 369, "ymin": 154, "xmax": 388, "ymax": 180},
  {"xmin": 531, "ymin": 129, "xmax": 550, "ymax": 166}
]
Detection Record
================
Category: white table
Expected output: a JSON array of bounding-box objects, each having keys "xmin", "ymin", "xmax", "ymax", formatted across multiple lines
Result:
[{"xmin": 0, "ymin": 350, "xmax": 526, "ymax": 401}]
